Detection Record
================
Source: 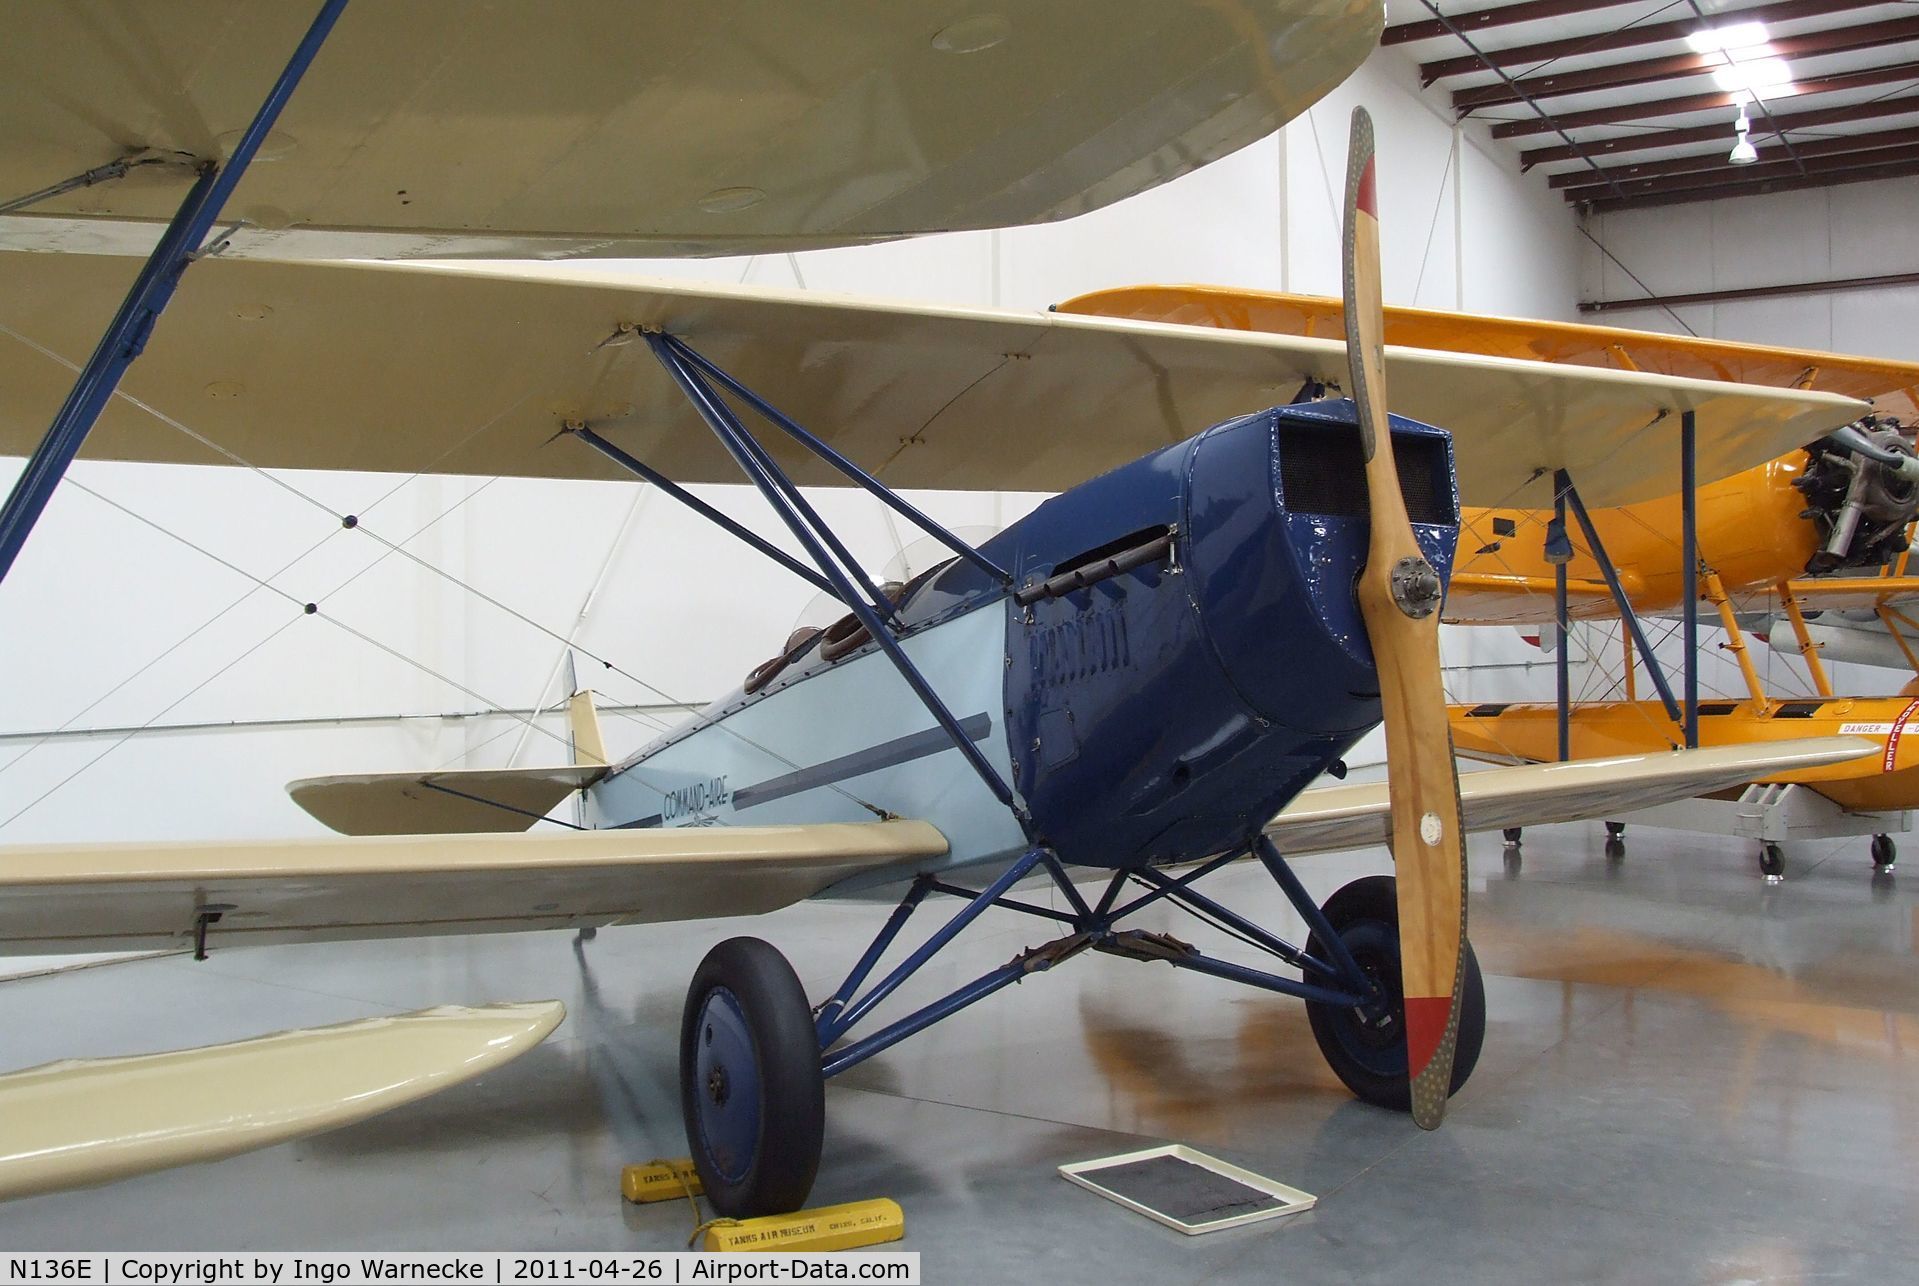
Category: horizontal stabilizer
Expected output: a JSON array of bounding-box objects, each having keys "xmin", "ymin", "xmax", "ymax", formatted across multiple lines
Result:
[
  {"xmin": 0, "ymin": 821, "xmax": 947, "ymax": 954},
  {"xmin": 289, "ymin": 765, "xmax": 607, "ymax": 835},
  {"xmin": 1267, "ymin": 737, "xmax": 1876, "ymax": 856},
  {"xmin": 0, "ymin": 1001, "xmax": 563, "ymax": 1201}
]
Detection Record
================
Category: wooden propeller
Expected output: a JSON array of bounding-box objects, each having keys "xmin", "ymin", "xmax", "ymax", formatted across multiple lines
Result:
[{"xmin": 1340, "ymin": 107, "xmax": 1468, "ymax": 1130}]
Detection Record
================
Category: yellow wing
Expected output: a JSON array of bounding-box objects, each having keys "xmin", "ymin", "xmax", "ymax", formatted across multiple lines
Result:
[{"xmin": 1062, "ymin": 285, "xmax": 1919, "ymax": 420}]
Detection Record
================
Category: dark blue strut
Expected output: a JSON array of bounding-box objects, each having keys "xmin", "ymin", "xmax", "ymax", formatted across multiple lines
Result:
[
  {"xmin": 572, "ymin": 331, "xmax": 1023, "ymax": 819},
  {"xmin": 811, "ymin": 836, "xmax": 1383, "ymax": 1080},
  {"xmin": 0, "ymin": 0, "xmax": 352, "ymax": 586}
]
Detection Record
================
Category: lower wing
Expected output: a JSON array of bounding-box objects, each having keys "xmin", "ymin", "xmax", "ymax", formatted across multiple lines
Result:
[
  {"xmin": 0, "ymin": 819, "xmax": 943, "ymax": 1201},
  {"xmin": 1266, "ymin": 737, "xmax": 1874, "ymax": 855}
]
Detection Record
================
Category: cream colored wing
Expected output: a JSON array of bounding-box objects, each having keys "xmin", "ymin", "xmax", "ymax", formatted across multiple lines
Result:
[
  {"xmin": 0, "ymin": 1001, "xmax": 562, "ymax": 1201},
  {"xmin": 0, "ymin": 256, "xmax": 1868, "ymax": 508},
  {"xmin": 0, "ymin": 821, "xmax": 946, "ymax": 954},
  {"xmin": 1265, "ymin": 738, "xmax": 1875, "ymax": 856},
  {"xmin": 289, "ymin": 765, "xmax": 607, "ymax": 835},
  {"xmin": 0, "ymin": 0, "xmax": 1377, "ymax": 260}
]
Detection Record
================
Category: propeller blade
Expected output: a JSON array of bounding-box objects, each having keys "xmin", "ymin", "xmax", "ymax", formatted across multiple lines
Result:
[{"xmin": 1340, "ymin": 106, "xmax": 1468, "ymax": 1130}]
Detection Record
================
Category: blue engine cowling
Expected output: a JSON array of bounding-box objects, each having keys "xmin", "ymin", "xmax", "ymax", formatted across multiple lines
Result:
[{"xmin": 1000, "ymin": 400, "xmax": 1458, "ymax": 869}]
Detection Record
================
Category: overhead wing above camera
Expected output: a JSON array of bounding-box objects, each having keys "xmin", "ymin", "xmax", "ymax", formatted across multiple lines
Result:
[{"xmin": 0, "ymin": 0, "xmax": 1378, "ymax": 260}]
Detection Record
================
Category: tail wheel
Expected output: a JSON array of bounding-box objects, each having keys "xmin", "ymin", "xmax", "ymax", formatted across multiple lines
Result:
[
  {"xmin": 680, "ymin": 937, "xmax": 824, "ymax": 1218},
  {"xmin": 1304, "ymin": 875, "xmax": 1486, "ymax": 1112}
]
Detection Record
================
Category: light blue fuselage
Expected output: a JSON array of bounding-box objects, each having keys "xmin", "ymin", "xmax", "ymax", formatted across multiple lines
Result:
[{"xmin": 585, "ymin": 400, "xmax": 1459, "ymax": 884}]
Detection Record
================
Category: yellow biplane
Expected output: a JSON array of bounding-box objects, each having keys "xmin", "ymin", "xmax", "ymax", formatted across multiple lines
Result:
[{"xmin": 1064, "ymin": 285, "xmax": 1919, "ymax": 877}]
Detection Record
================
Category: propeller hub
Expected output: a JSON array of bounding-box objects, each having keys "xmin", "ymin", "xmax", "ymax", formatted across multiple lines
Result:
[{"xmin": 1387, "ymin": 556, "xmax": 1443, "ymax": 620}]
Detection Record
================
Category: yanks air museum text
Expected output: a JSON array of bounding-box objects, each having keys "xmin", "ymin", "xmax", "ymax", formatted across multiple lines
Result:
[{"xmin": 2, "ymin": 1258, "xmax": 917, "ymax": 1285}]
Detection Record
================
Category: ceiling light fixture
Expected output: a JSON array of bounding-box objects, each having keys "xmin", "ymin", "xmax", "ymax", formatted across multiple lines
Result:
[
  {"xmin": 1686, "ymin": 21, "xmax": 1770, "ymax": 55},
  {"xmin": 1729, "ymin": 104, "xmax": 1759, "ymax": 165}
]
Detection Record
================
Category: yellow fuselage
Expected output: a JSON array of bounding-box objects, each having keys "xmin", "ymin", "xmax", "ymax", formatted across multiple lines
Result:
[{"xmin": 1448, "ymin": 456, "xmax": 1818, "ymax": 626}]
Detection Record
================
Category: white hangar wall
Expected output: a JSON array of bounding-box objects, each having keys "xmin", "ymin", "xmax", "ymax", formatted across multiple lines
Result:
[
  {"xmin": 0, "ymin": 50, "xmax": 1584, "ymax": 857},
  {"xmin": 1580, "ymin": 180, "xmax": 1919, "ymax": 705}
]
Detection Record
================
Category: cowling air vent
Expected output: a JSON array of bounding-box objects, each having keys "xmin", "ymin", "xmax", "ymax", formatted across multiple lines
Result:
[{"xmin": 1278, "ymin": 424, "xmax": 1455, "ymax": 526}]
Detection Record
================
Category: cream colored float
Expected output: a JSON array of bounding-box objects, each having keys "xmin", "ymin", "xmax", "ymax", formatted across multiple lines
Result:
[{"xmin": 0, "ymin": 1002, "xmax": 564, "ymax": 1200}]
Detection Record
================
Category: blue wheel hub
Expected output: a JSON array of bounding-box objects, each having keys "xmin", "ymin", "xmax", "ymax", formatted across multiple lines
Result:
[
  {"xmin": 1327, "ymin": 921, "xmax": 1407, "ymax": 1077},
  {"xmin": 693, "ymin": 988, "xmax": 762, "ymax": 1185}
]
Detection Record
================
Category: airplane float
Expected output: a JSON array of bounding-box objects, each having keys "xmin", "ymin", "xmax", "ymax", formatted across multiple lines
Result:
[
  {"xmin": 1062, "ymin": 289, "xmax": 1919, "ymax": 879},
  {"xmin": 0, "ymin": 0, "xmax": 1883, "ymax": 1227}
]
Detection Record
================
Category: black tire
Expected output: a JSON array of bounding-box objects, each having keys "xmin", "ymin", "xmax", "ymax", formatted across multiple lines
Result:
[
  {"xmin": 680, "ymin": 937, "xmax": 825, "ymax": 1218},
  {"xmin": 1871, "ymin": 833, "xmax": 1897, "ymax": 871},
  {"xmin": 1605, "ymin": 821, "xmax": 1626, "ymax": 839},
  {"xmin": 1759, "ymin": 843, "xmax": 1786, "ymax": 880},
  {"xmin": 1502, "ymin": 827, "xmax": 1522, "ymax": 846},
  {"xmin": 1304, "ymin": 875, "xmax": 1486, "ymax": 1112}
]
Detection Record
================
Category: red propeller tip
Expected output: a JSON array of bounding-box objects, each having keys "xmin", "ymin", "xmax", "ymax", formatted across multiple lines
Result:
[
  {"xmin": 1403, "ymin": 994, "xmax": 1450, "ymax": 1079},
  {"xmin": 1356, "ymin": 157, "xmax": 1378, "ymax": 220}
]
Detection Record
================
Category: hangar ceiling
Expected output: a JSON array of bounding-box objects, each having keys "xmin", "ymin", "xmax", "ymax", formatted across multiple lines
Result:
[{"xmin": 1387, "ymin": 0, "xmax": 1919, "ymax": 213}]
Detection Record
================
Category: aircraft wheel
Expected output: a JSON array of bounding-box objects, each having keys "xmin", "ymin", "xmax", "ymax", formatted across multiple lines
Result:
[
  {"xmin": 680, "ymin": 937, "xmax": 825, "ymax": 1218},
  {"xmin": 1304, "ymin": 875, "xmax": 1485, "ymax": 1112},
  {"xmin": 1759, "ymin": 843, "xmax": 1786, "ymax": 883},
  {"xmin": 1871, "ymin": 833, "xmax": 1897, "ymax": 873},
  {"xmin": 1605, "ymin": 821, "xmax": 1626, "ymax": 840},
  {"xmin": 1502, "ymin": 827, "xmax": 1522, "ymax": 847}
]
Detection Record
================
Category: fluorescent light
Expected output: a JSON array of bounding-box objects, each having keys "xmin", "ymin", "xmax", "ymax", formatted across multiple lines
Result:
[
  {"xmin": 1687, "ymin": 21, "xmax": 1769, "ymax": 54},
  {"xmin": 1712, "ymin": 56, "xmax": 1794, "ymax": 99}
]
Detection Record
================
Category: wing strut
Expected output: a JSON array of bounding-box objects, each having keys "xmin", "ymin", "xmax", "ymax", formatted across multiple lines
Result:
[
  {"xmin": 628, "ymin": 333, "xmax": 1024, "ymax": 820},
  {"xmin": 0, "ymin": 0, "xmax": 350, "ymax": 585}
]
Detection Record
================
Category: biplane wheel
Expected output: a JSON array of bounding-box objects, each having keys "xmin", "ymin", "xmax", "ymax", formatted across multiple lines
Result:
[
  {"xmin": 1502, "ymin": 828, "xmax": 1522, "ymax": 847},
  {"xmin": 1605, "ymin": 822, "xmax": 1626, "ymax": 840},
  {"xmin": 1303, "ymin": 876, "xmax": 1485, "ymax": 1113},
  {"xmin": 1871, "ymin": 833, "xmax": 1897, "ymax": 873},
  {"xmin": 680, "ymin": 937, "xmax": 824, "ymax": 1218},
  {"xmin": 1759, "ymin": 843, "xmax": 1786, "ymax": 882}
]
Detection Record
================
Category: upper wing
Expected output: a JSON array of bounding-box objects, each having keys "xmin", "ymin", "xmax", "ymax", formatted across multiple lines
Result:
[
  {"xmin": 0, "ymin": 255, "xmax": 1867, "ymax": 508},
  {"xmin": 0, "ymin": 820, "xmax": 946, "ymax": 954},
  {"xmin": 1061, "ymin": 286, "xmax": 1919, "ymax": 421},
  {"xmin": 0, "ymin": 1002, "xmax": 562, "ymax": 1201},
  {"xmin": 0, "ymin": 1, "xmax": 1376, "ymax": 260},
  {"xmin": 1264, "ymin": 737, "xmax": 1874, "ymax": 856}
]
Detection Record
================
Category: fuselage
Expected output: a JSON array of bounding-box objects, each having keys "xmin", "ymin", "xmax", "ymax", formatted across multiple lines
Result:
[{"xmin": 586, "ymin": 400, "xmax": 1459, "ymax": 878}]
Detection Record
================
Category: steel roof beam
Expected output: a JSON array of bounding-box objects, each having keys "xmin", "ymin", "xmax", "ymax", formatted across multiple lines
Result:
[
  {"xmin": 1549, "ymin": 124, "xmax": 1919, "ymax": 189},
  {"xmin": 1581, "ymin": 271, "xmax": 1919, "ymax": 311},
  {"xmin": 1384, "ymin": 0, "xmax": 1644, "ymax": 47},
  {"xmin": 1570, "ymin": 140, "xmax": 1919, "ymax": 203},
  {"xmin": 1455, "ymin": 15, "xmax": 1919, "ymax": 113},
  {"xmin": 1579, "ymin": 156, "xmax": 1919, "ymax": 212},
  {"xmin": 1491, "ymin": 59, "xmax": 1919, "ymax": 138},
  {"xmin": 1520, "ymin": 95, "xmax": 1919, "ymax": 167},
  {"xmin": 1421, "ymin": 0, "xmax": 1885, "ymax": 83}
]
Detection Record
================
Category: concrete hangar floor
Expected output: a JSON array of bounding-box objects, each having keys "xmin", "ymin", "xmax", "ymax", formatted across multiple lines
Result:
[{"xmin": 1, "ymin": 823, "xmax": 1914, "ymax": 1281}]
